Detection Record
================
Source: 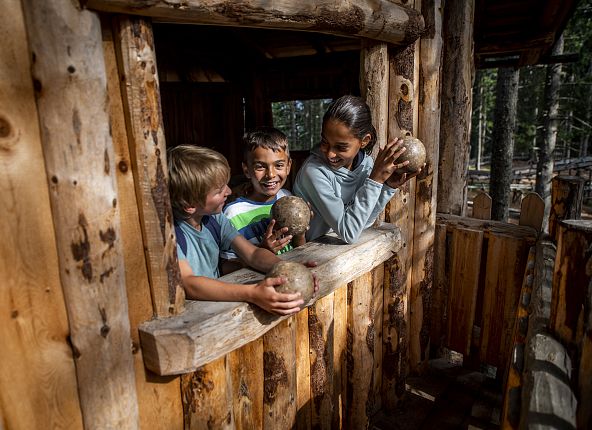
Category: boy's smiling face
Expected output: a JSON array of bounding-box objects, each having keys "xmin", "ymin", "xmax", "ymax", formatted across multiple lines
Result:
[
  {"xmin": 320, "ymin": 119, "xmax": 370, "ymax": 170},
  {"xmin": 243, "ymin": 146, "xmax": 292, "ymax": 202},
  {"xmin": 195, "ymin": 182, "xmax": 232, "ymax": 215}
]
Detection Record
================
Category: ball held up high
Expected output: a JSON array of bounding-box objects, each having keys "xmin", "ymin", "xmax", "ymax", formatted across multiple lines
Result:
[{"xmin": 271, "ymin": 196, "xmax": 311, "ymax": 236}]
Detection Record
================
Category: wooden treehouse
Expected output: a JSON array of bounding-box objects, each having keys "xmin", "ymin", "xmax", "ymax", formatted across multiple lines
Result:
[{"xmin": 1, "ymin": 0, "xmax": 590, "ymax": 429}]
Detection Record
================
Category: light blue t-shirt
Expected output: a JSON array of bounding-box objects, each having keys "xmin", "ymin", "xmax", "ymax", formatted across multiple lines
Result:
[
  {"xmin": 176, "ymin": 214, "xmax": 240, "ymax": 278},
  {"xmin": 293, "ymin": 147, "xmax": 397, "ymax": 244}
]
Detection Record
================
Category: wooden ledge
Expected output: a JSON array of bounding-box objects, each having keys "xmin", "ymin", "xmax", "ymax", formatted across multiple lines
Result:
[
  {"xmin": 139, "ymin": 223, "xmax": 401, "ymax": 375},
  {"xmin": 437, "ymin": 213, "xmax": 538, "ymax": 240}
]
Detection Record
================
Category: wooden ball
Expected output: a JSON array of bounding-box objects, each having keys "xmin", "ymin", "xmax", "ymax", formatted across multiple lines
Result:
[
  {"xmin": 266, "ymin": 261, "xmax": 314, "ymax": 304},
  {"xmin": 271, "ymin": 196, "xmax": 310, "ymax": 236},
  {"xmin": 395, "ymin": 136, "xmax": 426, "ymax": 174}
]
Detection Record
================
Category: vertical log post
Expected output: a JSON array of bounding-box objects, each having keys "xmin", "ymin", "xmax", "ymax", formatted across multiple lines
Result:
[
  {"xmin": 332, "ymin": 285, "xmax": 348, "ymax": 429},
  {"xmin": 102, "ymin": 18, "xmax": 183, "ymax": 430},
  {"xmin": 228, "ymin": 339, "xmax": 263, "ymax": 430},
  {"xmin": 519, "ymin": 192, "xmax": 545, "ymax": 232},
  {"xmin": 21, "ymin": 0, "xmax": 140, "ymax": 427},
  {"xmin": 429, "ymin": 223, "xmax": 449, "ymax": 356},
  {"xmin": 411, "ymin": 0, "xmax": 444, "ymax": 374},
  {"xmin": 295, "ymin": 310, "xmax": 312, "ymax": 430},
  {"xmin": 263, "ymin": 318, "xmax": 297, "ymax": 429},
  {"xmin": 549, "ymin": 176, "xmax": 585, "ymax": 241},
  {"xmin": 437, "ymin": 0, "xmax": 475, "ymax": 216},
  {"xmin": 0, "ymin": 0, "xmax": 82, "ymax": 427},
  {"xmin": 472, "ymin": 191, "xmax": 492, "ymax": 220},
  {"xmin": 578, "ymin": 255, "xmax": 592, "ymax": 430},
  {"xmin": 113, "ymin": 16, "xmax": 184, "ymax": 317}
]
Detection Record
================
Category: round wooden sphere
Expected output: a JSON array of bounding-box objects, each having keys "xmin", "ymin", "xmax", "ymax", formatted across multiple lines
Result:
[
  {"xmin": 266, "ymin": 261, "xmax": 314, "ymax": 304},
  {"xmin": 395, "ymin": 136, "xmax": 426, "ymax": 174},
  {"xmin": 271, "ymin": 196, "xmax": 310, "ymax": 236}
]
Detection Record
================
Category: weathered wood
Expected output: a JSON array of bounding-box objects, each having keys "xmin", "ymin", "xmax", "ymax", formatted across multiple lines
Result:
[
  {"xmin": 437, "ymin": 213, "xmax": 538, "ymax": 240},
  {"xmin": 309, "ymin": 294, "xmax": 334, "ymax": 429},
  {"xmin": 472, "ymin": 191, "xmax": 492, "ymax": 220},
  {"xmin": 550, "ymin": 220, "xmax": 592, "ymax": 347},
  {"xmin": 501, "ymin": 247, "xmax": 535, "ymax": 429},
  {"xmin": 437, "ymin": 0, "xmax": 475, "ymax": 215},
  {"xmin": 263, "ymin": 318, "xmax": 296, "ymax": 429},
  {"xmin": 228, "ymin": 339, "xmax": 263, "ymax": 430},
  {"xmin": 480, "ymin": 233, "xmax": 530, "ymax": 368},
  {"xmin": 113, "ymin": 16, "xmax": 184, "ymax": 317},
  {"xmin": 85, "ymin": 0, "xmax": 425, "ymax": 46},
  {"xmin": 446, "ymin": 228, "xmax": 483, "ymax": 355},
  {"xmin": 102, "ymin": 17, "xmax": 183, "ymax": 430},
  {"xmin": 430, "ymin": 223, "xmax": 449, "ymax": 355},
  {"xmin": 140, "ymin": 224, "xmax": 401, "ymax": 375},
  {"xmin": 520, "ymin": 333, "xmax": 577, "ymax": 429},
  {"xmin": 181, "ymin": 357, "xmax": 234, "ymax": 430},
  {"xmin": 346, "ymin": 272, "xmax": 375, "ymax": 430},
  {"xmin": 549, "ymin": 175, "xmax": 585, "ymax": 240},
  {"xmin": 332, "ymin": 284, "xmax": 348, "ymax": 429},
  {"xmin": 410, "ymin": 0, "xmax": 444, "ymax": 376},
  {"xmin": 371, "ymin": 263, "xmax": 385, "ymax": 415},
  {"xmin": 577, "ymin": 263, "xmax": 592, "ymax": 430},
  {"xmin": 0, "ymin": 1, "xmax": 82, "ymax": 428},
  {"xmin": 295, "ymin": 309, "xmax": 311, "ymax": 430},
  {"xmin": 527, "ymin": 237, "xmax": 556, "ymax": 343},
  {"xmin": 22, "ymin": 0, "xmax": 140, "ymax": 427},
  {"xmin": 519, "ymin": 192, "xmax": 545, "ymax": 232}
]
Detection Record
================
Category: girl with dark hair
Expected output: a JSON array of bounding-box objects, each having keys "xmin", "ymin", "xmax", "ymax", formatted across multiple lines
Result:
[{"xmin": 293, "ymin": 95, "xmax": 421, "ymax": 243}]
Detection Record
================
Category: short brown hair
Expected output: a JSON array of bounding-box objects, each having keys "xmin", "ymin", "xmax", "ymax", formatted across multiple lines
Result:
[
  {"xmin": 243, "ymin": 127, "xmax": 290, "ymax": 162},
  {"xmin": 167, "ymin": 145, "xmax": 230, "ymax": 217}
]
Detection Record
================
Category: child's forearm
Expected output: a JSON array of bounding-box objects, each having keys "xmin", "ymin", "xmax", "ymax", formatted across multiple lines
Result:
[
  {"xmin": 292, "ymin": 233, "xmax": 306, "ymax": 248},
  {"xmin": 247, "ymin": 247, "xmax": 281, "ymax": 273},
  {"xmin": 182, "ymin": 275, "xmax": 254, "ymax": 302}
]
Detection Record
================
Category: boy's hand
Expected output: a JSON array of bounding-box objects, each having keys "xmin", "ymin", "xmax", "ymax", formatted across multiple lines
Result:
[
  {"xmin": 385, "ymin": 163, "xmax": 425, "ymax": 189},
  {"xmin": 261, "ymin": 219, "xmax": 292, "ymax": 253},
  {"xmin": 369, "ymin": 138, "xmax": 409, "ymax": 184},
  {"xmin": 249, "ymin": 276, "xmax": 304, "ymax": 315}
]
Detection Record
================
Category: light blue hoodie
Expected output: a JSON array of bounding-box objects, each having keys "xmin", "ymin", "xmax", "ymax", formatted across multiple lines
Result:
[{"xmin": 293, "ymin": 146, "xmax": 397, "ymax": 244}]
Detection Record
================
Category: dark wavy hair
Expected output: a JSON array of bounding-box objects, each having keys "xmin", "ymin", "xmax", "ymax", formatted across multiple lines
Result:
[{"xmin": 322, "ymin": 95, "xmax": 377, "ymax": 154}]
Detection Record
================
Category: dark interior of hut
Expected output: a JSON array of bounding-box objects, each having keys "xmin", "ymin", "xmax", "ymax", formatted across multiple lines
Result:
[{"xmin": 153, "ymin": 24, "xmax": 362, "ymax": 190}]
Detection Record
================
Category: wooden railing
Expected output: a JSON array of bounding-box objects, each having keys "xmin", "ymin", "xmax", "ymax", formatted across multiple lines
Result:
[{"xmin": 139, "ymin": 224, "xmax": 402, "ymax": 428}]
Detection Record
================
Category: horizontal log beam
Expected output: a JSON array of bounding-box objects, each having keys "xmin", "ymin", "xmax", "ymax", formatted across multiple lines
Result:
[
  {"xmin": 436, "ymin": 213, "xmax": 538, "ymax": 241},
  {"xmin": 139, "ymin": 223, "xmax": 401, "ymax": 375},
  {"xmin": 83, "ymin": 0, "xmax": 424, "ymax": 46}
]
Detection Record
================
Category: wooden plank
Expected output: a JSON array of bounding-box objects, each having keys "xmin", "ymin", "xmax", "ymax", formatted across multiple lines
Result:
[
  {"xmin": 0, "ymin": 0, "xmax": 83, "ymax": 428},
  {"xmin": 371, "ymin": 264, "xmax": 384, "ymax": 415},
  {"xmin": 410, "ymin": 0, "xmax": 443, "ymax": 375},
  {"xmin": 85, "ymin": 0, "xmax": 425, "ymax": 46},
  {"xmin": 332, "ymin": 284, "xmax": 348, "ymax": 430},
  {"xmin": 228, "ymin": 339, "xmax": 263, "ymax": 430},
  {"xmin": 472, "ymin": 191, "xmax": 492, "ymax": 220},
  {"xmin": 519, "ymin": 192, "xmax": 544, "ymax": 232},
  {"xmin": 139, "ymin": 224, "xmax": 401, "ymax": 375},
  {"xmin": 527, "ymin": 238, "xmax": 556, "ymax": 342},
  {"xmin": 263, "ymin": 318, "xmax": 297, "ymax": 429},
  {"xmin": 22, "ymin": 0, "xmax": 140, "ymax": 427},
  {"xmin": 550, "ymin": 220, "xmax": 592, "ymax": 347},
  {"xmin": 437, "ymin": 0, "xmax": 475, "ymax": 215},
  {"xmin": 309, "ymin": 294, "xmax": 334, "ymax": 429},
  {"xmin": 346, "ymin": 272, "xmax": 375, "ymax": 429},
  {"xmin": 295, "ymin": 309, "xmax": 311, "ymax": 430},
  {"xmin": 436, "ymin": 213, "xmax": 538, "ymax": 240},
  {"xmin": 113, "ymin": 16, "xmax": 184, "ymax": 317},
  {"xmin": 480, "ymin": 233, "xmax": 530, "ymax": 368},
  {"xmin": 430, "ymin": 223, "xmax": 449, "ymax": 355},
  {"xmin": 181, "ymin": 356, "xmax": 234, "ymax": 429},
  {"xmin": 446, "ymin": 228, "xmax": 483, "ymax": 355},
  {"xmin": 578, "ymin": 269, "xmax": 592, "ymax": 430},
  {"xmin": 549, "ymin": 175, "xmax": 585, "ymax": 241},
  {"xmin": 101, "ymin": 17, "xmax": 183, "ymax": 430}
]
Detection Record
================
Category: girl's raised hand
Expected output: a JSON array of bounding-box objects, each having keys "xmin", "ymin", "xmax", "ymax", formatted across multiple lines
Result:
[
  {"xmin": 261, "ymin": 219, "xmax": 292, "ymax": 253},
  {"xmin": 369, "ymin": 138, "xmax": 410, "ymax": 184},
  {"xmin": 386, "ymin": 163, "xmax": 426, "ymax": 189}
]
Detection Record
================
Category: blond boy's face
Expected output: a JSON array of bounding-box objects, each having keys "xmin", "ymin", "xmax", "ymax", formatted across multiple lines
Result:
[
  {"xmin": 242, "ymin": 146, "xmax": 292, "ymax": 202},
  {"xmin": 194, "ymin": 182, "xmax": 232, "ymax": 216}
]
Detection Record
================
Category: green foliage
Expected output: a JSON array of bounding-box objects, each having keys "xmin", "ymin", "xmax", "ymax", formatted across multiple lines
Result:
[{"xmin": 271, "ymin": 99, "xmax": 333, "ymax": 151}]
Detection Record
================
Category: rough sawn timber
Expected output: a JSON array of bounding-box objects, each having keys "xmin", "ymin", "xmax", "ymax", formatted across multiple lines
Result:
[
  {"xmin": 84, "ymin": 0, "xmax": 425, "ymax": 46},
  {"xmin": 140, "ymin": 223, "xmax": 402, "ymax": 375}
]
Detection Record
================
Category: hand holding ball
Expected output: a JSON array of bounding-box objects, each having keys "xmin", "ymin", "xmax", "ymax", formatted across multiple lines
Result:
[
  {"xmin": 266, "ymin": 261, "xmax": 315, "ymax": 304},
  {"xmin": 394, "ymin": 136, "xmax": 426, "ymax": 174},
  {"xmin": 271, "ymin": 196, "xmax": 311, "ymax": 236}
]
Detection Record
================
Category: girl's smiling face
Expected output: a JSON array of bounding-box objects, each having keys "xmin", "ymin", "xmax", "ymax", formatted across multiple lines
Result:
[{"xmin": 320, "ymin": 119, "xmax": 371, "ymax": 170}]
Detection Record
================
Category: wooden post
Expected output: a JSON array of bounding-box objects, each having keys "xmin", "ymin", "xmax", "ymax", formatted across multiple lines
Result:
[
  {"xmin": 332, "ymin": 285, "xmax": 348, "ymax": 429},
  {"xmin": 113, "ymin": 16, "xmax": 185, "ymax": 317},
  {"xmin": 437, "ymin": 0, "xmax": 475, "ymax": 215},
  {"xmin": 0, "ymin": 0, "xmax": 82, "ymax": 427},
  {"xmin": 578, "ymin": 257, "xmax": 592, "ymax": 430},
  {"xmin": 346, "ymin": 273, "xmax": 375, "ymax": 429},
  {"xmin": 263, "ymin": 318, "xmax": 297, "ymax": 429},
  {"xmin": 447, "ymin": 228, "xmax": 483, "ymax": 356},
  {"xmin": 410, "ymin": 0, "xmax": 444, "ymax": 374},
  {"xmin": 309, "ymin": 294, "xmax": 335, "ymax": 429},
  {"xmin": 549, "ymin": 175, "xmax": 585, "ymax": 241},
  {"xmin": 295, "ymin": 310, "xmax": 311, "ymax": 430},
  {"xmin": 102, "ymin": 18, "xmax": 183, "ymax": 430},
  {"xmin": 181, "ymin": 357, "xmax": 234, "ymax": 429},
  {"xmin": 480, "ymin": 233, "xmax": 530, "ymax": 369},
  {"xmin": 371, "ymin": 264, "xmax": 385, "ymax": 414},
  {"xmin": 22, "ymin": 0, "xmax": 140, "ymax": 428},
  {"xmin": 472, "ymin": 192, "xmax": 492, "ymax": 220},
  {"xmin": 430, "ymin": 223, "xmax": 449, "ymax": 356},
  {"xmin": 228, "ymin": 339, "xmax": 263, "ymax": 430},
  {"xmin": 550, "ymin": 220, "xmax": 592, "ymax": 347},
  {"xmin": 527, "ymin": 237, "xmax": 556, "ymax": 342},
  {"xmin": 519, "ymin": 192, "xmax": 545, "ymax": 232}
]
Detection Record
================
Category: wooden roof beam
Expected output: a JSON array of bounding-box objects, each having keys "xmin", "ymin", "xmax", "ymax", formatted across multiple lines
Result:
[{"xmin": 83, "ymin": 0, "xmax": 425, "ymax": 46}]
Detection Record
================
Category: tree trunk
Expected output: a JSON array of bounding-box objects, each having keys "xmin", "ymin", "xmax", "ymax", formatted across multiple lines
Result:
[
  {"xmin": 471, "ymin": 70, "xmax": 485, "ymax": 170},
  {"xmin": 490, "ymin": 67, "xmax": 520, "ymax": 221},
  {"xmin": 535, "ymin": 35, "xmax": 564, "ymax": 229}
]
